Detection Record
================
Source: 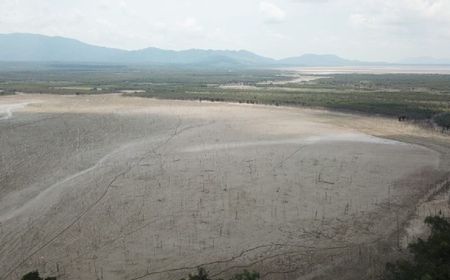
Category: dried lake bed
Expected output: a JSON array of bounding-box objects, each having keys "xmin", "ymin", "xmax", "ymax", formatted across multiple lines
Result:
[{"xmin": 0, "ymin": 94, "xmax": 449, "ymax": 280}]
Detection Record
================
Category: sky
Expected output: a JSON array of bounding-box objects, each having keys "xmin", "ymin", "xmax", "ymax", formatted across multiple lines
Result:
[{"xmin": 1, "ymin": 0, "xmax": 450, "ymax": 62}]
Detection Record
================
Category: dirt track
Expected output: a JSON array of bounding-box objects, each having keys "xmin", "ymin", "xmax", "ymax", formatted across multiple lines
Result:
[{"xmin": 0, "ymin": 94, "xmax": 448, "ymax": 280}]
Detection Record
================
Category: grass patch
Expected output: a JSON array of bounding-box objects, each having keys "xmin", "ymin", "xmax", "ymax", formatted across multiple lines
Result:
[
  {"xmin": 435, "ymin": 113, "xmax": 450, "ymax": 128},
  {"xmin": 1, "ymin": 63, "xmax": 449, "ymax": 125}
]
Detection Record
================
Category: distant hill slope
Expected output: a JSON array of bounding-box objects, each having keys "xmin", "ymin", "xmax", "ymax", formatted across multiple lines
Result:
[
  {"xmin": 398, "ymin": 57, "xmax": 450, "ymax": 65},
  {"xmin": 0, "ymin": 33, "xmax": 376, "ymax": 67},
  {"xmin": 278, "ymin": 54, "xmax": 363, "ymax": 66},
  {"xmin": 0, "ymin": 33, "xmax": 274, "ymax": 66},
  {"xmin": 0, "ymin": 33, "xmax": 126, "ymax": 62}
]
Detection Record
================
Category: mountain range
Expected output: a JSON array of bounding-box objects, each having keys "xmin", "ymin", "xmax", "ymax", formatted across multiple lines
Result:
[
  {"xmin": 398, "ymin": 57, "xmax": 450, "ymax": 65},
  {"xmin": 0, "ymin": 33, "xmax": 448, "ymax": 67}
]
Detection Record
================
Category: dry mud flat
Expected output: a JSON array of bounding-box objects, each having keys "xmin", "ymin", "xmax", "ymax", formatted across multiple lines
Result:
[{"xmin": 0, "ymin": 94, "xmax": 448, "ymax": 280}]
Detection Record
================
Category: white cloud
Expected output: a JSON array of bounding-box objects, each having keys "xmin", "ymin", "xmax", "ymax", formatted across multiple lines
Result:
[
  {"xmin": 348, "ymin": 14, "xmax": 374, "ymax": 28},
  {"xmin": 177, "ymin": 17, "xmax": 204, "ymax": 33},
  {"xmin": 259, "ymin": 2, "xmax": 286, "ymax": 23},
  {"xmin": 349, "ymin": 0, "xmax": 450, "ymax": 30},
  {"xmin": 291, "ymin": 0, "xmax": 329, "ymax": 3}
]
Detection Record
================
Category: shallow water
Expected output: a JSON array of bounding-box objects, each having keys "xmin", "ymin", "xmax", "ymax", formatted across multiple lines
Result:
[
  {"xmin": 0, "ymin": 102, "xmax": 31, "ymax": 120},
  {"xmin": 182, "ymin": 133, "xmax": 405, "ymax": 153},
  {"xmin": 283, "ymin": 65, "xmax": 450, "ymax": 75}
]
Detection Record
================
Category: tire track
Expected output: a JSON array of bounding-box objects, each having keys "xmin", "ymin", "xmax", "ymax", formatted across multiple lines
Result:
[
  {"xmin": 1, "ymin": 118, "xmax": 217, "ymax": 280},
  {"xmin": 127, "ymin": 242, "xmax": 355, "ymax": 280}
]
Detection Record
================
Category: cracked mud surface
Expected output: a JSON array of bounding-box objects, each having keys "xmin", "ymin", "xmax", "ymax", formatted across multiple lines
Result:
[{"xmin": 0, "ymin": 94, "xmax": 448, "ymax": 280}]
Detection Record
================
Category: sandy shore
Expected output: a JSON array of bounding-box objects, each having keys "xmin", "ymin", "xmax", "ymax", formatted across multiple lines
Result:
[{"xmin": 0, "ymin": 94, "xmax": 448, "ymax": 280}]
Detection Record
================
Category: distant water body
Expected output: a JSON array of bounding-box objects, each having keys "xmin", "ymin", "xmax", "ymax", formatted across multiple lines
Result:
[{"xmin": 284, "ymin": 65, "xmax": 450, "ymax": 75}]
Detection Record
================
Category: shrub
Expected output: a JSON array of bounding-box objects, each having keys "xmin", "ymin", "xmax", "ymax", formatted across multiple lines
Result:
[
  {"xmin": 21, "ymin": 271, "xmax": 56, "ymax": 280},
  {"xmin": 180, "ymin": 268, "xmax": 260, "ymax": 280},
  {"xmin": 230, "ymin": 270, "xmax": 260, "ymax": 280},
  {"xmin": 181, "ymin": 267, "xmax": 212, "ymax": 280}
]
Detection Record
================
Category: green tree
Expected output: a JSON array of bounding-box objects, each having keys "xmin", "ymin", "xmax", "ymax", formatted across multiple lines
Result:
[{"xmin": 385, "ymin": 216, "xmax": 450, "ymax": 280}]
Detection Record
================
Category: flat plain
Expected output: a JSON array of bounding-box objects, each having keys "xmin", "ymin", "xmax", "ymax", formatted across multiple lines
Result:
[{"xmin": 1, "ymin": 93, "xmax": 449, "ymax": 280}]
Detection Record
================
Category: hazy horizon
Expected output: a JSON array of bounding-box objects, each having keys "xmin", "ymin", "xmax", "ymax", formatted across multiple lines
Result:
[{"xmin": 1, "ymin": 0, "xmax": 450, "ymax": 62}]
